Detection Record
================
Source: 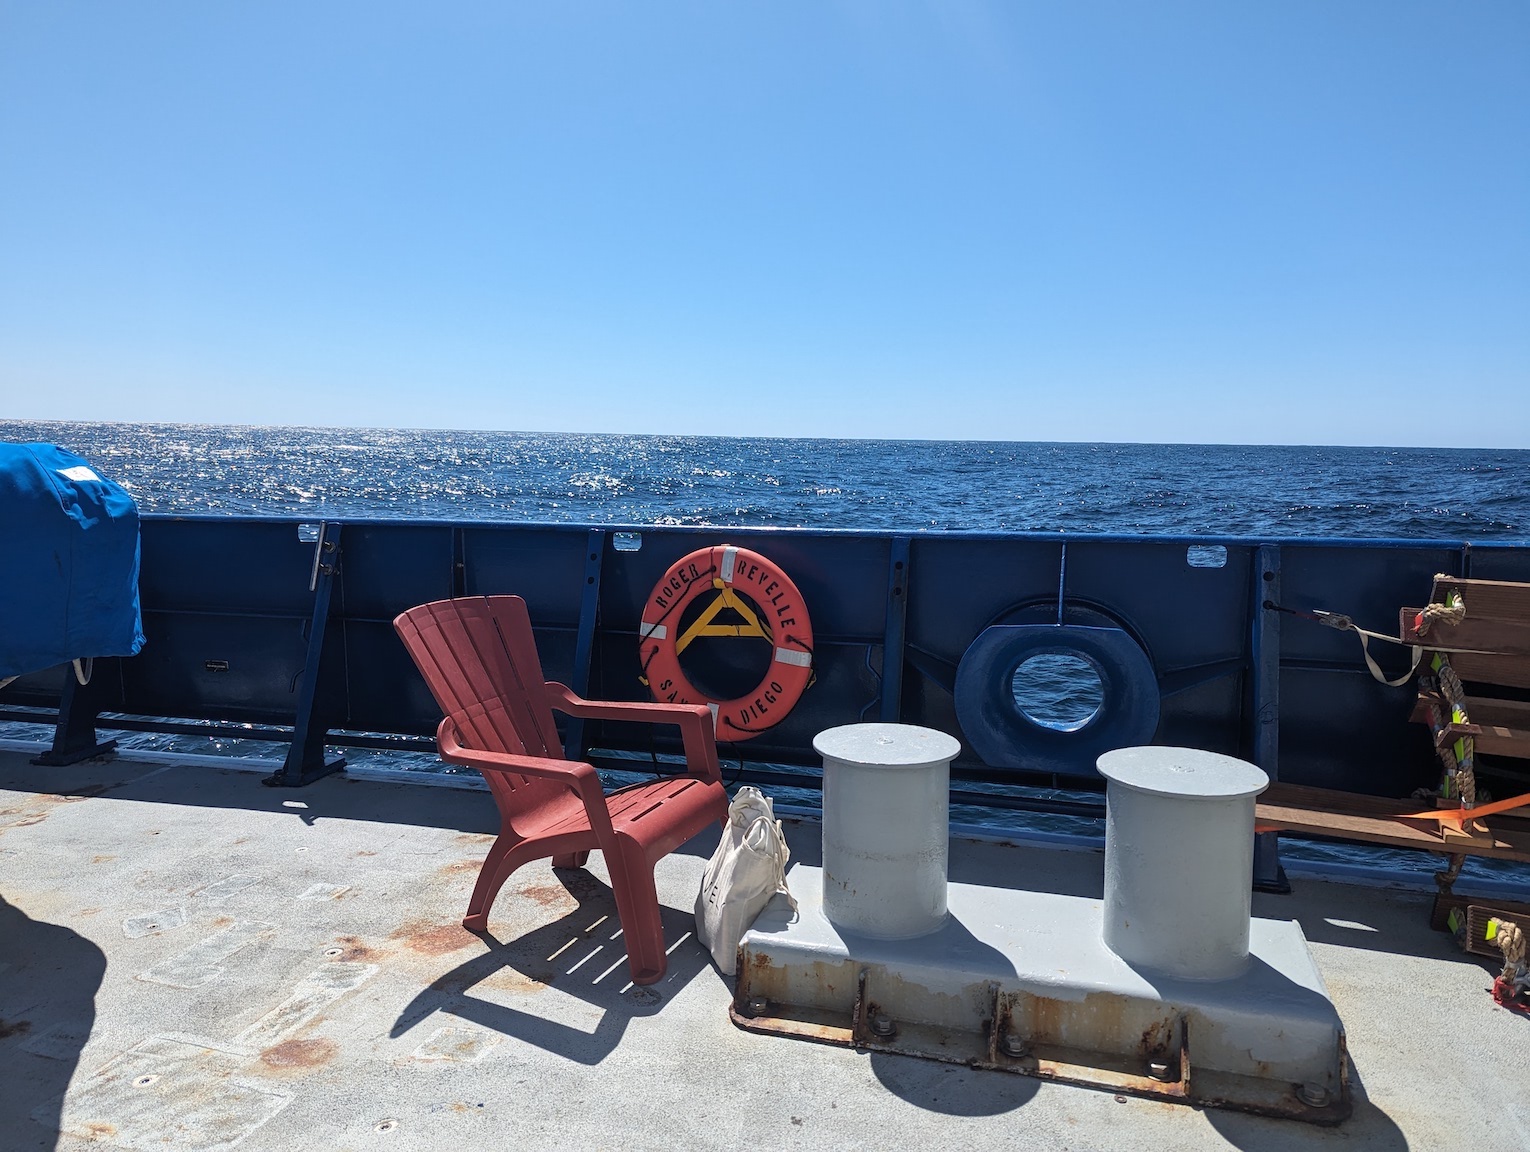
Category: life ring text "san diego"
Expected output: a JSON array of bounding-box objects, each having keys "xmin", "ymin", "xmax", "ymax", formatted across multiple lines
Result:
[{"xmin": 639, "ymin": 544, "xmax": 813, "ymax": 742}]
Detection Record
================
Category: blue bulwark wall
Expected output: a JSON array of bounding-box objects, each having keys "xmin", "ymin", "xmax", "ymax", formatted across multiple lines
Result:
[{"xmin": 3, "ymin": 512, "xmax": 1526, "ymax": 798}]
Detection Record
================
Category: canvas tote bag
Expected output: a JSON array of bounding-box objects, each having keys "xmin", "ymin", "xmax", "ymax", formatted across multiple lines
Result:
[{"xmin": 695, "ymin": 787, "xmax": 796, "ymax": 975}]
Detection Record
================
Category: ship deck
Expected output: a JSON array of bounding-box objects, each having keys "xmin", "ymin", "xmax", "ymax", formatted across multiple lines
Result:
[{"xmin": 2, "ymin": 747, "xmax": 1527, "ymax": 1151}]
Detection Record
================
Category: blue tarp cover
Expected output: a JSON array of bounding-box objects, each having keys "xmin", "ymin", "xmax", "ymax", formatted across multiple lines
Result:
[{"xmin": 1, "ymin": 442, "xmax": 145, "ymax": 679}]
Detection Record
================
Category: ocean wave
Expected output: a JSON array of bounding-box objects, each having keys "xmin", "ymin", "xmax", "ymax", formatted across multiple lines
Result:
[{"xmin": 5, "ymin": 421, "xmax": 1529, "ymax": 541}]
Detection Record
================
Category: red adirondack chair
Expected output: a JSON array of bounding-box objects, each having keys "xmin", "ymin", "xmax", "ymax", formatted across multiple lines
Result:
[{"xmin": 394, "ymin": 595, "xmax": 728, "ymax": 985}]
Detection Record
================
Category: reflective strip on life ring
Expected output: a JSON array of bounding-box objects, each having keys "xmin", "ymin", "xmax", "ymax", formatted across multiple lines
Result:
[{"xmin": 640, "ymin": 544, "xmax": 813, "ymax": 742}]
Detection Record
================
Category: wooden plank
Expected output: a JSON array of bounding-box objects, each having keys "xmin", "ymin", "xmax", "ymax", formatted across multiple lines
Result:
[
  {"xmin": 1255, "ymin": 782, "xmax": 1530, "ymax": 863},
  {"xmin": 1398, "ymin": 612, "xmax": 1530, "ymax": 688},
  {"xmin": 1408, "ymin": 697, "xmax": 1530, "ymax": 760},
  {"xmin": 1398, "ymin": 580, "xmax": 1530, "ymax": 685},
  {"xmin": 1399, "ymin": 606, "xmax": 1530, "ymax": 657},
  {"xmin": 1429, "ymin": 576, "xmax": 1530, "ymax": 625},
  {"xmin": 1441, "ymin": 653, "xmax": 1530, "ymax": 690}
]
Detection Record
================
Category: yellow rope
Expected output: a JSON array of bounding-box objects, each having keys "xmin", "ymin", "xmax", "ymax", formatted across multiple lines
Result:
[{"xmin": 1432, "ymin": 656, "xmax": 1476, "ymax": 808}]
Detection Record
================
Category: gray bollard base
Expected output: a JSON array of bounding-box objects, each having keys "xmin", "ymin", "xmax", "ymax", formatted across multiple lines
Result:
[{"xmin": 735, "ymin": 866, "xmax": 1348, "ymax": 1125}]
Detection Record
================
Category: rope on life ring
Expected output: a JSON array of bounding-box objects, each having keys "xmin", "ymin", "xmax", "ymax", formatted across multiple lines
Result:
[{"xmin": 639, "ymin": 544, "xmax": 813, "ymax": 742}]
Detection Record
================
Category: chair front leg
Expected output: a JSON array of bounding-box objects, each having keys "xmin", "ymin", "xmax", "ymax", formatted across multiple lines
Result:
[
  {"xmin": 608, "ymin": 838, "xmax": 668, "ymax": 986},
  {"xmin": 463, "ymin": 832, "xmax": 531, "ymax": 932}
]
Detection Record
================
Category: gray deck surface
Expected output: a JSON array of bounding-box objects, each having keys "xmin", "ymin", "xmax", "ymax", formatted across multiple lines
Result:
[{"xmin": 2, "ymin": 748, "xmax": 1527, "ymax": 1151}]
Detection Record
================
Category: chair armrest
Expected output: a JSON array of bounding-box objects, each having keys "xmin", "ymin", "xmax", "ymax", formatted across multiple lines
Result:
[
  {"xmin": 436, "ymin": 717, "xmax": 617, "ymax": 840},
  {"xmin": 544, "ymin": 683, "xmax": 722, "ymax": 785},
  {"xmin": 436, "ymin": 716, "xmax": 585, "ymax": 781}
]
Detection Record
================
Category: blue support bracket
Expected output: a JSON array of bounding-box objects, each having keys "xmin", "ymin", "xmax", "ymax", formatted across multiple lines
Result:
[
  {"xmin": 265, "ymin": 522, "xmax": 346, "ymax": 788},
  {"xmin": 1252, "ymin": 544, "xmax": 1289, "ymax": 893},
  {"xmin": 34, "ymin": 661, "xmax": 119, "ymax": 766},
  {"xmin": 563, "ymin": 528, "xmax": 606, "ymax": 761},
  {"xmin": 879, "ymin": 538, "xmax": 911, "ymax": 722},
  {"xmin": 451, "ymin": 525, "xmax": 467, "ymax": 597}
]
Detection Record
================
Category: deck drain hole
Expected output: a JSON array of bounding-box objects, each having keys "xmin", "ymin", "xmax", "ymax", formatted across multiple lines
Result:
[
  {"xmin": 323, "ymin": 947, "xmax": 343, "ymax": 957},
  {"xmin": 134, "ymin": 1075, "xmax": 158, "ymax": 1087},
  {"xmin": 375, "ymin": 1118, "xmax": 399, "ymax": 1134}
]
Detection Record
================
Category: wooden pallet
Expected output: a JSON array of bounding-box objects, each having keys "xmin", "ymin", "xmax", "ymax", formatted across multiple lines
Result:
[
  {"xmin": 1430, "ymin": 890, "xmax": 1530, "ymax": 933},
  {"xmin": 1402, "ymin": 576, "xmax": 1530, "ymax": 764}
]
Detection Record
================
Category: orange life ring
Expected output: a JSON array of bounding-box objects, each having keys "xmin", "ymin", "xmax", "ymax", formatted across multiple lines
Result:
[{"xmin": 640, "ymin": 544, "xmax": 813, "ymax": 742}]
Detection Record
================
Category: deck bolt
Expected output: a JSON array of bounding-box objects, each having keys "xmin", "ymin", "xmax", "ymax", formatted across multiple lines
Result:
[
  {"xmin": 323, "ymin": 947, "xmax": 343, "ymax": 957},
  {"xmin": 1148, "ymin": 1061, "xmax": 1174, "ymax": 1082},
  {"xmin": 746, "ymin": 996, "xmax": 770, "ymax": 1017},
  {"xmin": 1297, "ymin": 1082, "xmax": 1330, "ymax": 1108},
  {"xmin": 375, "ymin": 1119, "xmax": 399, "ymax": 1134},
  {"xmin": 998, "ymin": 1031, "xmax": 1028, "ymax": 1058},
  {"xmin": 869, "ymin": 1012, "xmax": 897, "ymax": 1039},
  {"xmin": 134, "ymin": 1075, "xmax": 158, "ymax": 1087}
]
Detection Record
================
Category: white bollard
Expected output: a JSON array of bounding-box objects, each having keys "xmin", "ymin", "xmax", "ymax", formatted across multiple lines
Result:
[
  {"xmin": 1097, "ymin": 746, "xmax": 1270, "ymax": 981},
  {"xmin": 815, "ymin": 723, "xmax": 962, "ymax": 939}
]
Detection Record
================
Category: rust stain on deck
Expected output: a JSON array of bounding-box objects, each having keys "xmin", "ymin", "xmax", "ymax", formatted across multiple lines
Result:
[
  {"xmin": 258, "ymin": 1037, "xmax": 338, "ymax": 1072},
  {"xmin": 455, "ymin": 833, "xmax": 495, "ymax": 846},
  {"xmin": 331, "ymin": 935, "xmax": 383, "ymax": 962},
  {"xmin": 1, "ymin": 786, "xmax": 111, "ymax": 830},
  {"xmin": 90, "ymin": 854, "xmax": 114, "ymax": 864},
  {"xmin": 392, "ymin": 921, "xmax": 476, "ymax": 956},
  {"xmin": 355, "ymin": 849, "xmax": 378, "ymax": 857},
  {"xmin": 520, "ymin": 883, "xmax": 578, "ymax": 911},
  {"xmin": 439, "ymin": 858, "xmax": 482, "ymax": 876}
]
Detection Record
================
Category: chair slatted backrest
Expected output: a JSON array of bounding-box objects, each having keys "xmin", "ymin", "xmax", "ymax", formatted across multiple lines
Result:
[{"xmin": 395, "ymin": 597, "xmax": 569, "ymax": 805}]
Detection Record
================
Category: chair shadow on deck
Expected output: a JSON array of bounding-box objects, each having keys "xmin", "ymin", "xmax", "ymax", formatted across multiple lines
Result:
[
  {"xmin": 388, "ymin": 866, "xmax": 711, "ymax": 1066},
  {"xmin": 0, "ymin": 895, "xmax": 106, "ymax": 1152}
]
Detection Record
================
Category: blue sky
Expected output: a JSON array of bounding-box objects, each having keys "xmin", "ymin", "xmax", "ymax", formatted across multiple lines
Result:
[{"xmin": 2, "ymin": 3, "xmax": 1526, "ymax": 445}]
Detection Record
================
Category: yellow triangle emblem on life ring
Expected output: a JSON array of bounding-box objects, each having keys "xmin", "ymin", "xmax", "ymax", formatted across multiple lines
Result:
[{"xmin": 674, "ymin": 578, "xmax": 773, "ymax": 655}]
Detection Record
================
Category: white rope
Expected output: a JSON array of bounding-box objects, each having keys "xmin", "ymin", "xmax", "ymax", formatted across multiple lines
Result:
[
  {"xmin": 1493, "ymin": 919, "xmax": 1527, "ymax": 987},
  {"xmin": 1309, "ymin": 609, "xmax": 1491, "ymax": 688}
]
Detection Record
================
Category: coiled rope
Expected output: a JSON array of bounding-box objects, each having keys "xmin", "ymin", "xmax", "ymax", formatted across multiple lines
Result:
[
  {"xmin": 1414, "ymin": 595, "xmax": 1468, "ymax": 637},
  {"xmin": 1493, "ymin": 919, "xmax": 1527, "ymax": 986}
]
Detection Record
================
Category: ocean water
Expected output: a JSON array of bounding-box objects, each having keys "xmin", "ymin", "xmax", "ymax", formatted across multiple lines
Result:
[
  {"xmin": 4, "ymin": 420, "xmax": 1529, "ymax": 886},
  {"xmin": 3, "ymin": 420, "xmax": 1528, "ymax": 539}
]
